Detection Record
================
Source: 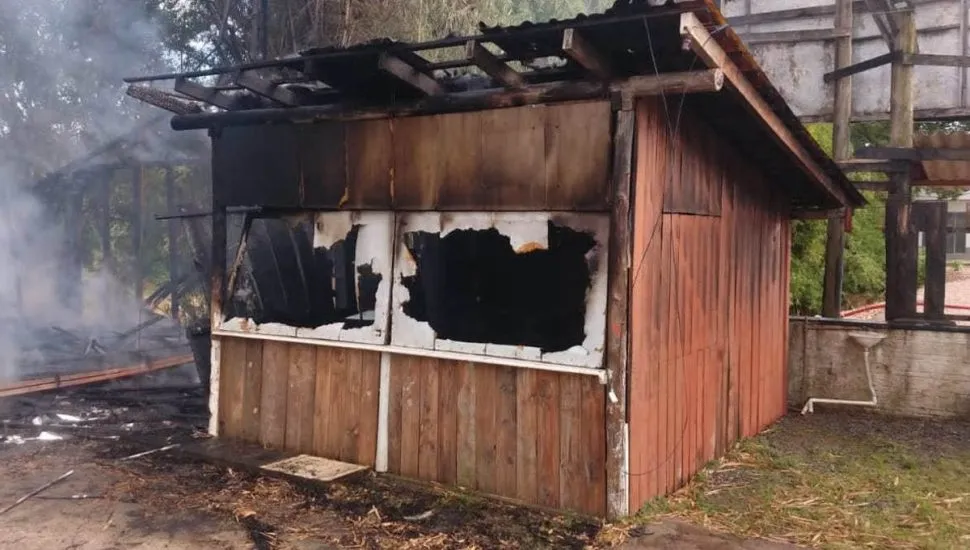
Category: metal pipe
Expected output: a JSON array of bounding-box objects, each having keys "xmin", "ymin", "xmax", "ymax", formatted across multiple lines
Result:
[{"xmin": 211, "ymin": 329, "xmax": 609, "ymax": 384}]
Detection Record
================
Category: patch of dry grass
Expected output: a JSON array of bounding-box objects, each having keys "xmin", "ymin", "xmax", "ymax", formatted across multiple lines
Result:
[{"xmin": 635, "ymin": 415, "xmax": 970, "ymax": 549}]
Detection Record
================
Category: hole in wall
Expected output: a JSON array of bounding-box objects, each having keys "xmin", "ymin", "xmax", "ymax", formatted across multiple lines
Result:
[
  {"xmin": 400, "ymin": 220, "xmax": 595, "ymax": 353},
  {"xmin": 226, "ymin": 216, "xmax": 382, "ymax": 329}
]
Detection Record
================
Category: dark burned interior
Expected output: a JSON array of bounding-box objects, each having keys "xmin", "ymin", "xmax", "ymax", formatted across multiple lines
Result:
[
  {"xmin": 401, "ymin": 221, "xmax": 595, "ymax": 353},
  {"xmin": 226, "ymin": 216, "xmax": 382, "ymax": 329}
]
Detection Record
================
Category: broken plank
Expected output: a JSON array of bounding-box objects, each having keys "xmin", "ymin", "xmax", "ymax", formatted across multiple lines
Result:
[
  {"xmin": 465, "ymin": 40, "xmax": 525, "ymax": 89},
  {"xmin": 174, "ymin": 77, "xmax": 235, "ymax": 110},
  {"xmin": 379, "ymin": 54, "xmax": 445, "ymax": 96},
  {"xmin": 562, "ymin": 28, "xmax": 613, "ymax": 80},
  {"xmin": 235, "ymin": 70, "xmax": 302, "ymax": 106}
]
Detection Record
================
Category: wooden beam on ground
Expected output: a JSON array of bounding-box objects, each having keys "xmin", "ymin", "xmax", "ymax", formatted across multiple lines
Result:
[
  {"xmin": 234, "ymin": 70, "xmax": 302, "ymax": 106},
  {"xmin": 902, "ymin": 54, "xmax": 970, "ymax": 67},
  {"xmin": 378, "ymin": 53, "xmax": 445, "ymax": 96},
  {"xmin": 680, "ymin": 12, "xmax": 850, "ymax": 207},
  {"xmin": 0, "ymin": 354, "xmax": 195, "ymax": 398},
  {"xmin": 604, "ymin": 106, "xmax": 633, "ymax": 519},
  {"xmin": 856, "ymin": 146, "xmax": 970, "ymax": 161},
  {"xmin": 737, "ymin": 28, "xmax": 852, "ymax": 45},
  {"xmin": 562, "ymin": 28, "xmax": 614, "ymax": 80},
  {"xmin": 174, "ymin": 77, "xmax": 236, "ymax": 110},
  {"xmin": 823, "ymin": 52, "xmax": 897, "ymax": 83},
  {"xmin": 464, "ymin": 40, "xmax": 525, "ymax": 90},
  {"xmin": 172, "ymin": 69, "xmax": 724, "ymax": 130}
]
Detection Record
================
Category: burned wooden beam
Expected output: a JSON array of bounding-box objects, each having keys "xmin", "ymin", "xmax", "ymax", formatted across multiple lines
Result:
[
  {"xmin": 378, "ymin": 53, "xmax": 445, "ymax": 96},
  {"xmin": 465, "ymin": 40, "xmax": 525, "ymax": 90},
  {"xmin": 562, "ymin": 28, "xmax": 613, "ymax": 80},
  {"xmin": 856, "ymin": 146, "xmax": 970, "ymax": 161},
  {"xmin": 234, "ymin": 70, "xmax": 302, "ymax": 106},
  {"xmin": 172, "ymin": 69, "xmax": 723, "ymax": 130},
  {"xmin": 0, "ymin": 354, "xmax": 195, "ymax": 398},
  {"xmin": 902, "ymin": 53, "xmax": 970, "ymax": 67},
  {"xmin": 823, "ymin": 52, "xmax": 898, "ymax": 83},
  {"xmin": 174, "ymin": 77, "xmax": 236, "ymax": 110},
  {"xmin": 125, "ymin": 85, "xmax": 202, "ymax": 115}
]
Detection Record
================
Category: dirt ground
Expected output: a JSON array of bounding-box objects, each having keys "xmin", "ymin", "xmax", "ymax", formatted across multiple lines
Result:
[{"xmin": 0, "ymin": 379, "xmax": 799, "ymax": 550}]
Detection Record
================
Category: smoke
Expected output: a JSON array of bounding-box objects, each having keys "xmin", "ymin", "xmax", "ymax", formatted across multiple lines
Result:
[{"xmin": 0, "ymin": 1, "xmax": 200, "ymax": 381}]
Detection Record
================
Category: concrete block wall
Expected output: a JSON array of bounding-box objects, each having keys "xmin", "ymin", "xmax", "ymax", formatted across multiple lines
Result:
[{"xmin": 789, "ymin": 318, "xmax": 970, "ymax": 418}]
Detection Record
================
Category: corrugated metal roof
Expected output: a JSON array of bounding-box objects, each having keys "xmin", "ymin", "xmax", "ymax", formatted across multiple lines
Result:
[{"xmin": 915, "ymin": 130, "xmax": 970, "ymax": 183}]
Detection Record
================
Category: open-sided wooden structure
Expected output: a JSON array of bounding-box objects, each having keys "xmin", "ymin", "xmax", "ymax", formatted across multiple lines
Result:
[{"xmin": 127, "ymin": 0, "xmax": 863, "ymax": 517}]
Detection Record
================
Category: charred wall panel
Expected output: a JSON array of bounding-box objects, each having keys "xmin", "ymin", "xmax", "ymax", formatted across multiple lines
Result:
[
  {"xmin": 209, "ymin": 101, "xmax": 612, "ymax": 212},
  {"xmin": 628, "ymin": 99, "xmax": 791, "ymax": 511}
]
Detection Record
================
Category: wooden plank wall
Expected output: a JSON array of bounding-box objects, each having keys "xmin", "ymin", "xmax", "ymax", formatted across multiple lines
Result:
[
  {"xmin": 384, "ymin": 357, "xmax": 606, "ymax": 516},
  {"xmin": 628, "ymin": 98, "xmax": 791, "ymax": 511},
  {"xmin": 213, "ymin": 101, "xmax": 612, "ymax": 212},
  {"xmin": 217, "ymin": 336, "xmax": 381, "ymax": 467}
]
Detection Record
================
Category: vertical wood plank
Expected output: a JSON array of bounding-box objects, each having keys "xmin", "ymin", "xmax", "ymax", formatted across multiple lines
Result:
[
  {"xmin": 357, "ymin": 351, "xmax": 381, "ymax": 467},
  {"xmin": 659, "ymin": 216, "xmax": 673, "ymax": 495},
  {"xmin": 387, "ymin": 354, "xmax": 404, "ymax": 474},
  {"xmin": 285, "ymin": 344, "xmax": 317, "ymax": 454},
  {"xmin": 545, "ymin": 101, "xmax": 612, "ymax": 210},
  {"xmin": 241, "ymin": 339, "xmax": 264, "ymax": 443},
  {"xmin": 259, "ymin": 341, "xmax": 290, "ymax": 449},
  {"xmin": 437, "ymin": 362, "xmax": 459, "ymax": 485},
  {"xmin": 495, "ymin": 366, "xmax": 518, "ymax": 499},
  {"xmin": 218, "ymin": 338, "xmax": 247, "ymax": 439},
  {"xmin": 393, "ymin": 116, "xmax": 441, "ymax": 209},
  {"xmin": 481, "ymin": 106, "xmax": 546, "ymax": 209},
  {"xmin": 312, "ymin": 347, "xmax": 333, "ymax": 457},
  {"xmin": 559, "ymin": 375, "xmax": 584, "ymax": 512},
  {"xmin": 345, "ymin": 119, "xmax": 393, "ymax": 208},
  {"xmin": 515, "ymin": 369, "xmax": 539, "ymax": 505},
  {"xmin": 456, "ymin": 362, "xmax": 478, "ymax": 487},
  {"xmin": 475, "ymin": 364, "xmax": 498, "ymax": 494},
  {"xmin": 326, "ymin": 348, "xmax": 349, "ymax": 458},
  {"xmin": 436, "ymin": 112, "xmax": 486, "ymax": 209},
  {"xmin": 340, "ymin": 350, "xmax": 364, "ymax": 462},
  {"xmin": 535, "ymin": 371, "xmax": 561, "ymax": 508},
  {"xmin": 399, "ymin": 356, "xmax": 422, "ymax": 478},
  {"xmin": 418, "ymin": 358, "xmax": 440, "ymax": 481},
  {"xmin": 581, "ymin": 375, "xmax": 607, "ymax": 516}
]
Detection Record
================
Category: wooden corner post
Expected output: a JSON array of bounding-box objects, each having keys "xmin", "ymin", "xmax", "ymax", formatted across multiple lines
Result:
[
  {"xmin": 822, "ymin": 0, "xmax": 853, "ymax": 318},
  {"xmin": 209, "ymin": 132, "xmax": 228, "ymax": 437},
  {"xmin": 885, "ymin": 9, "xmax": 918, "ymax": 321},
  {"xmin": 606, "ymin": 100, "xmax": 634, "ymax": 519}
]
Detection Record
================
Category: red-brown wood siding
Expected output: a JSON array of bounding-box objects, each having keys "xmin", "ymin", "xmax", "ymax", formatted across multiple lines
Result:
[
  {"xmin": 628, "ymin": 99, "xmax": 791, "ymax": 511},
  {"xmin": 385, "ymin": 357, "xmax": 606, "ymax": 516}
]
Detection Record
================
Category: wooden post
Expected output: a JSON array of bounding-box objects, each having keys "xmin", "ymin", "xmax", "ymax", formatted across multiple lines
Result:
[
  {"xmin": 99, "ymin": 179, "xmax": 112, "ymax": 270},
  {"xmin": 132, "ymin": 165, "xmax": 144, "ymax": 305},
  {"xmin": 885, "ymin": 10, "xmax": 917, "ymax": 321},
  {"xmin": 605, "ymin": 104, "xmax": 634, "ymax": 519},
  {"xmin": 920, "ymin": 202, "xmax": 947, "ymax": 319},
  {"xmin": 822, "ymin": 0, "xmax": 853, "ymax": 318},
  {"xmin": 165, "ymin": 168, "xmax": 181, "ymax": 322}
]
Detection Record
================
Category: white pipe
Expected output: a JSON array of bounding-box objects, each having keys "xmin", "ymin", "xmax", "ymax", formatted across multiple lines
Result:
[
  {"xmin": 375, "ymin": 352, "xmax": 391, "ymax": 473},
  {"xmin": 211, "ymin": 329, "xmax": 609, "ymax": 384},
  {"xmin": 801, "ymin": 347, "xmax": 878, "ymax": 414}
]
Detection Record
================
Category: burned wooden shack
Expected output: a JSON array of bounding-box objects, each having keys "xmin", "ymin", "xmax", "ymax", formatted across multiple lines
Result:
[{"xmin": 127, "ymin": 0, "xmax": 864, "ymax": 517}]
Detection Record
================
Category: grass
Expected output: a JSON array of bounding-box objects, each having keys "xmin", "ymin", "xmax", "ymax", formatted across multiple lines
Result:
[{"xmin": 633, "ymin": 415, "xmax": 970, "ymax": 549}]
